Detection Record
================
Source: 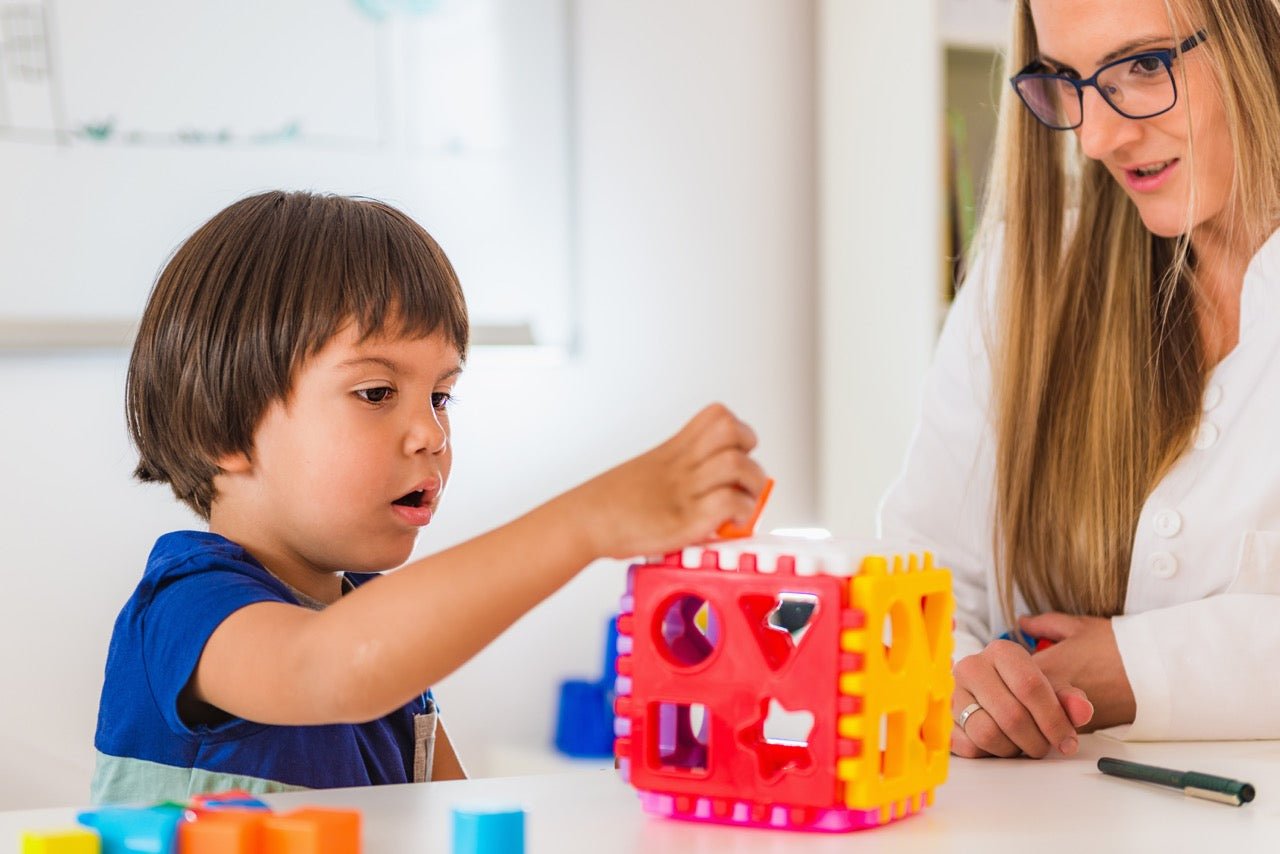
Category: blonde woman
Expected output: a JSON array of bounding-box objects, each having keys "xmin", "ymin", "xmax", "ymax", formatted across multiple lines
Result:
[{"xmin": 880, "ymin": 0, "xmax": 1280, "ymax": 759}]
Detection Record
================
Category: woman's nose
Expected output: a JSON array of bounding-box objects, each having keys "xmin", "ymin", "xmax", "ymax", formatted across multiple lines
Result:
[{"xmin": 1075, "ymin": 87, "xmax": 1143, "ymax": 162}]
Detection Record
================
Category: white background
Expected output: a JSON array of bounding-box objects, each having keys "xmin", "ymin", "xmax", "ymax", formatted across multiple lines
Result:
[{"xmin": 0, "ymin": 0, "xmax": 1003, "ymax": 807}]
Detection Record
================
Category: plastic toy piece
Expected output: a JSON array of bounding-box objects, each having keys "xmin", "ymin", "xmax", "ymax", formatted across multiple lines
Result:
[
  {"xmin": 20, "ymin": 828, "xmax": 100, "ymax": 854},
  {"xmin": 180, "ymin": 809, "xmax": 268, "ymax": 854},
  {"xmin": 262, "ymin": 807, "xmax": 361, "ymax": 854},
  {"xmin": 553, "ymin": 616, "xmax": 619, "ymax": 757},
  {"xmin": 451, "ymin": 805, "xmax": 525, "ymax": 854},
  {"xmin": 997, "ymin": 629, "xmax": 1056, "ymax": 652},
  {"xmin": 189, "ymin": 790, "xmax": 272, "ymax": 812},
  {"xmin": 614, "ymin": 538, "xmax": 954, "ymax": 833},
  {"xmin": 715, "ymin": 478, "xmax": 775, "ymax": 540},
  {"xmin": 77, "ymin": 804, "xmax": 185, "ymax": 854}
]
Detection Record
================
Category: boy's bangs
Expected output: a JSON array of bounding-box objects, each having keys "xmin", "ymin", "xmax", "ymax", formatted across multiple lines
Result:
[{"xmin": 291, "ymin": 199, "xmax": 470, "ymax": 367}]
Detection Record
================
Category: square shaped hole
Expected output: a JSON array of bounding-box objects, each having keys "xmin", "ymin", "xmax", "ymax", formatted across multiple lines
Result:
[{"xmin": 652, "ymin": 701, "xmax": 710, "ymax": 773}]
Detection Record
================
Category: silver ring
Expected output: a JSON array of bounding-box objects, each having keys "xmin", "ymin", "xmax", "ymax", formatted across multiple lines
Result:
[{"xmin": 956, "ymin": 702, "xmax": 983, "ymax": 730}]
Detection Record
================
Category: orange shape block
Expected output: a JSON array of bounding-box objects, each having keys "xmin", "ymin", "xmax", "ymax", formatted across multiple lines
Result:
[
  {"xmin": 716, "ymin": 478, "xmax": 774, "ymax": 539},
  {"xmin": 180, "ymin": 810, "xmax": 267, "ymax": 854},
  {"xmin": 263, "ymin": 808, "xmax": 361, "ymax": 854}
]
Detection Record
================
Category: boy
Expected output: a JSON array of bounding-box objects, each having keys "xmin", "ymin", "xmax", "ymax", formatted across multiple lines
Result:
[{"xmin": 92, "ymin": 191, "xmax": 765, "ymax": 801}]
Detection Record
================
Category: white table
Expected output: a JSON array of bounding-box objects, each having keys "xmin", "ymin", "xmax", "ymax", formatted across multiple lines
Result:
[{"xmin": 5, "ymin": 735, "xmax": 1277, "ymax": 853}]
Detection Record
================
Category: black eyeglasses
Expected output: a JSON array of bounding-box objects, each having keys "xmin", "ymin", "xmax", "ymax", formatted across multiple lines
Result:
[{"xmin": 1010, "ymin": 30, "xmax": 1208, "ymax": 130}]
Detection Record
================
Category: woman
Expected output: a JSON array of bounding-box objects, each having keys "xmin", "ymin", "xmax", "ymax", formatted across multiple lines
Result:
[{"xmin": 880, "ymin": 0, "xmax": 1280, "ymax": 759}]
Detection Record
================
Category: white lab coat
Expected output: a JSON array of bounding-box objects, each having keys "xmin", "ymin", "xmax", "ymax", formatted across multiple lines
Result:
[{"xmin": 879, "ymin": 227, "xmax": 1280, "ymax": 740}]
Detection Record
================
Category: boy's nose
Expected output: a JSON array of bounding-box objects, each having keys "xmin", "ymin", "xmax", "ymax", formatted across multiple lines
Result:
[
  {"xmin": 1076, "ymin": 88, "xmax": 1143, "ymax": 162},
  {"xmin": 404, "ymin": 409, "xmax": 449, "ymax": 456}
]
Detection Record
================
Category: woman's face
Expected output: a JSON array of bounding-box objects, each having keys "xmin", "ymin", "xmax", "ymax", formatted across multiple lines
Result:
[{"xmin": 1030, "ymin": 0, "xmax": 1235, "ymax": 238}]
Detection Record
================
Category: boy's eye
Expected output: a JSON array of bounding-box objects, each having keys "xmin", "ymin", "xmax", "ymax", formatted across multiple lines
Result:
[
  {"xmin": 431, "ymin": 392, "xmax": 454, "ymax": 410},
  {"xmin": 356, "ymin": 387, "xmax": 394, "ymax": 404}
]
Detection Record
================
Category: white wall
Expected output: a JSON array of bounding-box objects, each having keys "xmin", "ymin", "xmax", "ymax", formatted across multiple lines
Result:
[
  {"xmin": 0, "ymin": 0, "xmax": 818, "ymax": 806},
  {"xmin": 817, "ymin": 0, "xmax": 942, "ymax": 535}
]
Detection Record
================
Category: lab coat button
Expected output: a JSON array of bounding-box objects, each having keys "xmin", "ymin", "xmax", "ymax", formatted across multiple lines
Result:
[
  {"xmin": 1149, "ymin": 551, "xmax": 1178, "ymax": 579},
  {"xmin": 1194, "ymin": 421, "xmax": 1218, "ymax": 450},
  {"xmin": 1202, "ymin": 383, "xmax": 1223, "ymax": 411},
  {"xmin": 1153, "ymin": 509, "xmax": 1182, "ymax": 538}
]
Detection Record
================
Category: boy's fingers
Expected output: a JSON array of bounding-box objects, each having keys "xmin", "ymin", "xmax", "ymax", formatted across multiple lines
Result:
[
  {"xmin": 695, "ymin": 489, "xmax": 758, "ymax": 538},
  {"xmin": 690, "ymin": 452, "xmax": 768, "ymax": 500},
  {"xmin": 685, "ymin": 407, "xmax": 757, "ymax": 460}
]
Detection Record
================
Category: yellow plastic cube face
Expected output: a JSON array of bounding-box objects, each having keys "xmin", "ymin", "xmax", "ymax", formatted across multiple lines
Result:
[
  {"xmin": 20, "ymin": 828, "xmax": 100, "ymax": 854},
  {"xmin": 836, "ymin": 553, "xmax": 955, "ymax": 813}
]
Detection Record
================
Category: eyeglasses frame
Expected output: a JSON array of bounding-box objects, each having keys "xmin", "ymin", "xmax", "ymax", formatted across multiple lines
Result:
[{"xmin": 1010, "ymin": 29, "xmax": 1209, "ymax": 131}]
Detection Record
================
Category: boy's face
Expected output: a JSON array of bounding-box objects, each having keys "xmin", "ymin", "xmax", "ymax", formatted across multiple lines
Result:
[{"xmin": 213, "ymin": 322, "xmax": 462, "ymax": 582}]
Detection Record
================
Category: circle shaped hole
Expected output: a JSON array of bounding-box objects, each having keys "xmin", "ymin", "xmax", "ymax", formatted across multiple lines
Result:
[{"xmin": 655, "ymin": 594, "xmax": 721, "ymax": 667}]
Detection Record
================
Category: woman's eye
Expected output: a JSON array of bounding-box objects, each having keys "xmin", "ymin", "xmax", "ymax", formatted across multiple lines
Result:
[
  {"xmin": 1133, "ymin": 56, "xmax": 1163, "ymax": 74},
  {"xmin": 431, "ymin": 392, "xmax": 454, "ymax": 410},
  {"xmin": 356, "ymin": 387, "xmax": 394, "ymax": 404}
]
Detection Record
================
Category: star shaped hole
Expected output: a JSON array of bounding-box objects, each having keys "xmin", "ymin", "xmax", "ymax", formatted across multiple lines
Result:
[{"xmin": 737, "ymin": 697, "xmax": 815, "ymax": 783}]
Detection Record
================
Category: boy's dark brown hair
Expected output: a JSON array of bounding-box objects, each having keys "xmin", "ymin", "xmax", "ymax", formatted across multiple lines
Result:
[{"xmin": 127, "ymin": 190, "xmax": 469, "ymax": 519}]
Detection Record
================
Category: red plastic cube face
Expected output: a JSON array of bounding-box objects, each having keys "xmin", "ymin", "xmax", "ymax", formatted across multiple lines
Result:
[{"xmin": 623, "ymin": 563, "xmax": 845, "ymax": 809}]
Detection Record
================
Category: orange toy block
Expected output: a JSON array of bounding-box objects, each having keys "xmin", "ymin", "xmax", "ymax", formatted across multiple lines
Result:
[
  {"xmin": 180, "ymin": 809, "xmax": 268, "ymax": 854},
  {"xmin": 262, "ymin": 808, "xmax": 361, "ymax": 854},
  {"xmin": 716, "ymin": 478, "xmax": 774, "ymax": 539}
]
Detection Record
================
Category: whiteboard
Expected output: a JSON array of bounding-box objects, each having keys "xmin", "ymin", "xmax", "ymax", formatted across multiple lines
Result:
[{"xmin": 0, "ymin": 0, "xmax": 574, "ymax": 347}]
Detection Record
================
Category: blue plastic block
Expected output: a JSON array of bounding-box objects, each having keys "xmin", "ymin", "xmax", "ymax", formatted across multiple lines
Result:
[
  {"xmin": 452, "ymin": 805, "xmax": 524, "ymax": 854},
  {"xmin": 554, "ymin": 680, "xmax": 614, "ymax": 757},
  {"xmin": 76, "ymin": 805, "xmax": 184, "ymax": 854},
  {"xmin": 552, "ymin": 616, "xmax": 619, "ymax": 758}
]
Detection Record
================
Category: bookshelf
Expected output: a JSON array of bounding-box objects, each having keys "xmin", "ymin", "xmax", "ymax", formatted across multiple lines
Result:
[{"xmin": 817, "ymin": 1, "xmax": 1010, "ymax": 535}]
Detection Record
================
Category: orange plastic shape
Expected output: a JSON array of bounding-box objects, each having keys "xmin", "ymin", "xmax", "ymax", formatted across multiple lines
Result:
[
  {"xmin": 262, "ymin": 808, "xmax": 361, "ymax": 854},
  {"xmin": 716, "ymin": 478, "xmax": 774, "ymax": 539},
  {"xmin": 180, "ymin": 810, "xmax": 267, "ymax": 854}
]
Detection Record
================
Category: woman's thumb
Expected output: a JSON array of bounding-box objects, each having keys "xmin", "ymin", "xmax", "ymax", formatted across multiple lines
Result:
[{"xmin": 1055, "ymin": 685, "xmax": 1094, "ymax": 728}]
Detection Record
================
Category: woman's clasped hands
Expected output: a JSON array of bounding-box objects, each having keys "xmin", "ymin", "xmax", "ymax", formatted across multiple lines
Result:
[{"xmin": 950, "ymin": 614, "xmax": 1137, "ymax": 759}]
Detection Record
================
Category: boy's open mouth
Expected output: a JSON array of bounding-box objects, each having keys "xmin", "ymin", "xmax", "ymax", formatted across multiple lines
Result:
[{"xmin": 392, "ymin": 490, "xmax": 428, "ymax": 508}]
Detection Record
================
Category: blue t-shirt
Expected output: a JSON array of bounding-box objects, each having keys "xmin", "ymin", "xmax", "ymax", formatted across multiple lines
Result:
[{"xmin": 91, "ymin": 531, "xmax": 435, "ymax": 803}]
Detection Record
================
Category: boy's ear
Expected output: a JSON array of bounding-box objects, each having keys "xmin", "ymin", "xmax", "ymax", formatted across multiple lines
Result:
[{"xmin": 213, "ymin": 448, "xmax": 254, "ymax": 475}]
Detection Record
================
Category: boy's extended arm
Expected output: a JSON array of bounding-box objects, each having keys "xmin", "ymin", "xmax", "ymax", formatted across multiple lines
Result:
[{"xmin": 189, "ymin": 404, "xmax": 765, "ymax": 726}]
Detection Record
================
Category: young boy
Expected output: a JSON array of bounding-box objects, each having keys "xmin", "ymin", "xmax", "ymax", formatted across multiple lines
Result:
[{"xmin": 91, "ymin": 191, "xmax": 766, "ymax": 802}]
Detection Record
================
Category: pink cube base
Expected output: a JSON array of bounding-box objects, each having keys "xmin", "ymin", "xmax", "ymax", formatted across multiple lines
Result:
[{"xmin": 636, "ymin": 789, "xmax": 923, "ymax": 833}]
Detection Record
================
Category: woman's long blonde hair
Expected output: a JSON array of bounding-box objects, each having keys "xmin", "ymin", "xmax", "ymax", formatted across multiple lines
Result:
[{"xmin": 979, "ymin": 0, "xmax": 1280, "ymax": 621}]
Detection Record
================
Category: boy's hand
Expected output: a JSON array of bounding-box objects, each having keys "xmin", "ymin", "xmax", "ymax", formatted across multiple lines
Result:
[{"xmin": 578, "ymin": 403, "xmax": 767, "ymax": 559}]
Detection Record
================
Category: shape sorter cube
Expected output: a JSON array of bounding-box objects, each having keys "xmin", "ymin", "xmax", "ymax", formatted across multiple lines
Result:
[{"xmin": 613, "ymin": 537, "xmax": 955, "ymax": 833}]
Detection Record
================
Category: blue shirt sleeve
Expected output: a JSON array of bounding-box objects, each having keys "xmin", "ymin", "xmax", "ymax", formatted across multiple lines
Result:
[{"xmin": 139, "ymin": 543, "xmax": 290, "ymax": 737}]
